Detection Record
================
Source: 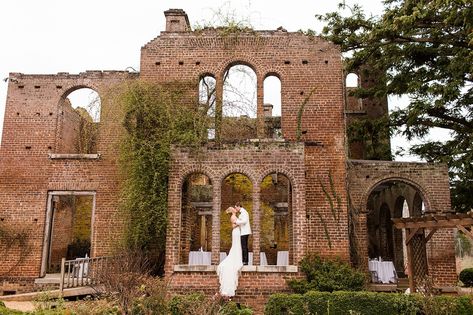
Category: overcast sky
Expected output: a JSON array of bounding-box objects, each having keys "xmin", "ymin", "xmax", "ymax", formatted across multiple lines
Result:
[{"xmin": 1, "ymin": 0, "xmax": 429, "ymax": 160}]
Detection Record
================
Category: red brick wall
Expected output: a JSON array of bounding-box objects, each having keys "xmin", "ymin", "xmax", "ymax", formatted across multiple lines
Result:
[
  {"xmin": 0, "ymin": 71, "xmax": 136, "ymax": 287},
  {"xmin": 169, "ymin": 271, "xmax": 303, "ymax": 314},
  {"xmin": 347, "ymin": 160, "xmax": 456, "ymax": 286},
  {"xmin": 166, "ymin": 142, "xmax": 308, "ymax": 275},
  {"xmin": 142, "ymin": 28, "xmax": 350, "ymax": 264}
]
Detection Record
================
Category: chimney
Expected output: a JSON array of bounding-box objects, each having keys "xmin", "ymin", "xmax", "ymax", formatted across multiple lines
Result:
[
  {"xmin": 263, "ymin": 103, "xmax": 274, "ymax": 117},
  {"xmin": 164, "ymin": 9, "xmax": 190, "ymax": 32}
]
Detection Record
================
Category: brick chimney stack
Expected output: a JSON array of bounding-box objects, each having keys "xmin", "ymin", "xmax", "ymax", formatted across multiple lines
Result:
[
  {"xmin": 164, "ymin": 9, "xmax": 190, "ymax": 32},
  {"xmin": 263, "ymin": 103, "xmax": 274, "ymax": 117}
]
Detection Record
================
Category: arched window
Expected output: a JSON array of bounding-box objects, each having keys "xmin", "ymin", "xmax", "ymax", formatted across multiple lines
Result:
[
  {"xmin": 199, "ymin": 75, "xmax": 216, "ymax": 117},
  {"xmin": 260, "ymin": 172, "xmax": 291, "ymax": 265},
  {"xmin": 220, "ymin": 173, "xmax": 253, "ymax": 263},
  {"xmin": 221, "ymin": 65, "xmax": 257, "ymax": 140},
  {"xmin": 58, "ymin": 87, "xmax": 101, "ymax": 154},
  {"xmin": 263, "ymin": 75, "xmax": 281, "ymax": 117},
  {"xmin": 346, "ymin": 73, "xmax": 359, "ymax": 88},
  {"xmin": 263, "ymin": 75, "xmax": 282, "ymax": 139},
  {"xmin": 222, "ymin": 65, "xmax": 257, "ymax": 118},
  {"xmin": 180, "ymin": 173, "xmax": 213, "ymax": 265},
  {"xmin": 198, "ymin": 75, "xmax": 217, "ymax": 140}
]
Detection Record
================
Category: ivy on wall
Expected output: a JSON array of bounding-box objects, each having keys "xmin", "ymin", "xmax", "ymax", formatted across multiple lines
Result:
[{"xmin": 116, "ymin": 81, "xmax": 208, "ymax": 269}]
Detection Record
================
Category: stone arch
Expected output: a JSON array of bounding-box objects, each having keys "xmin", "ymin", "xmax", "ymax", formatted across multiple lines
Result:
[
  {"xmin": 59, "ymin": 84, "xmax": 102, "ymax": 101},
  {"xmin": 176, "ymin": 166, "xmax": 218, "ymax": 190},
  {"xmin": 365, "ymin": 177, "xmax": 429, "ymax": 278},
  {"xmin": 198, "ymin": 71, "xmax": 217, "ymax": 80},
  {"xmin": 263, "ymin": 70, "xmax": 283, "ymax": 81},
  {"xmin": 217, "ymin": 58, "xmax": 262, "ymax": 80},
  {"xmin": 218, "ymin": 168, "xmax": 257, "ymax": 188},
  {"xmin": 362, "ymin": 177, "xmax": 431, "ymax": 214}
]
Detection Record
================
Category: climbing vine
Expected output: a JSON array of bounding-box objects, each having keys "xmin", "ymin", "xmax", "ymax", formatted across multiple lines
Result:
[
  {"xmin": 0, "ymin": 223, "xmax": 33, "ymax": 276},
  {"xmin": 296, "ymin": 88, "xmax": 316, "ymax": 141},
  {"xmin": 315, "ymin": 171, "xmax": 344, "ymax": 250},
  {"xmin": 116, "ymin": 81, "xmax": 208, "ymax": 270}
]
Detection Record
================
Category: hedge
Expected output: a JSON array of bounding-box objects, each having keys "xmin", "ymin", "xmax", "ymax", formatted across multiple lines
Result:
[{"xmin": 264, "ymin": 291, "xmax": 473, "ymax": 315}]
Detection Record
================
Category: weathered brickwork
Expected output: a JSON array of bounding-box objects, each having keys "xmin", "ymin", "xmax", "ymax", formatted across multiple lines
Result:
[
  {"xmin": 0, "ymin": 72, "xmax": 137, "ymax": 288},
  {"xmin": 347, "ymin": 160, "xmax": 456, "ymax": 286},
  {"xmin": 0, "ymin": 8, "xmax": 456, "ymax": 303}
]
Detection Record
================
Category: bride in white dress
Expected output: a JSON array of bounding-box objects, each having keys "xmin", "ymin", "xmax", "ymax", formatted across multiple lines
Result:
[{"xmin": 217, "ymin": 207, "xmax": 243, "ymax": 297}]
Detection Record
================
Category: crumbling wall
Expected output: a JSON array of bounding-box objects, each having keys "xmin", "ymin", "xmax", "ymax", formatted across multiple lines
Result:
[{"xmin": 0, "ymin": 71, "xmax": 137, "ymax": 293}]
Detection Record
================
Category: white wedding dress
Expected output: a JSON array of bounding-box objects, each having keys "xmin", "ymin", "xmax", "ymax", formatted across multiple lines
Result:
[{"xmin": 217, "ymin": 226, "xmax": 243, "ymax": 296}]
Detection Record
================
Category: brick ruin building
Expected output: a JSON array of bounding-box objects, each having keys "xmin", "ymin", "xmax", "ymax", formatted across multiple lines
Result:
[{"xmin": 0, "ymin": 8, "xmax": 457, "ymax": 310}]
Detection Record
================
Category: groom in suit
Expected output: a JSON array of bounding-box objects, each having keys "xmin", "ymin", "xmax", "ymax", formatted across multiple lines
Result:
[{"xmin": 235, "ymin": 202, "xmax": 251, "ymax": 265}]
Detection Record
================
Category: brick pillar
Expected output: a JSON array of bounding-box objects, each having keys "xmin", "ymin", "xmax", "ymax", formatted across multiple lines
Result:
[
  {"xmin": 215, "ymin": 75, "xmax": 224, "ymax": 143},
  {"xmin": 211, "ymin": 181, "xmax": 222, "ymax": 265},
  {"xmin": 357, "ymin": 213, "xmax": 369, "ymax": 270},
  {"xmin": 256, "ymin": 74, "xmax": 264, "ymax": 138},
  {"xmin": 252, "ymin": 181, "xmax": 261, "ymax": 265}
]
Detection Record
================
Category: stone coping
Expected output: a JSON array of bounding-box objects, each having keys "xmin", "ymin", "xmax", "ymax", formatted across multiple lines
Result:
[
  {"xmin": 173, "ymin": 265, "xmax": 298, "ymax": 273},
  {"xmin": 48, "ymin": 153, "xmax": 101, "ymax": 160}
]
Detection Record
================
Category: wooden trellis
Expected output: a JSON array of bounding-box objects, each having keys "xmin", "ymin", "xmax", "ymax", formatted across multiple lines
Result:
[{"xmin": 392, "ymin": 212, "xmax": 473, "ymax": 293}]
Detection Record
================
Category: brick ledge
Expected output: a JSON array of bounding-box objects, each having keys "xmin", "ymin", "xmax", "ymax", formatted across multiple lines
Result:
[{"xmin": 173, "ymin": 265, "xmax": 298, "ymax": 273}]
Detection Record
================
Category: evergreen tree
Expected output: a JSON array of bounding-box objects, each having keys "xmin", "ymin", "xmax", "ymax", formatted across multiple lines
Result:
[{"xmin": 318, "ymin": 0, "xmax": 473, "ymax": 212}]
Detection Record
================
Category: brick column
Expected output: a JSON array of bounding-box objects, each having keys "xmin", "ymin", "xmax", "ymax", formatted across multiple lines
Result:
[
  {"xmin": 256, "ymin": 74, "xmax": 264, "ymax": 138},
  {"xmin": 211, "ymin": 181, "xmax": 221, "ymax": 264},
  {"xmin": 252, "ymin": 181, "xmax": 261, "ymax": 265}
]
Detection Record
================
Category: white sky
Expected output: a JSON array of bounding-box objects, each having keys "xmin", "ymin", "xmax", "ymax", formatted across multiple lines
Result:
[{"xmin": 0, "ymin": 0, "xmax": 437, "ymax": 160}]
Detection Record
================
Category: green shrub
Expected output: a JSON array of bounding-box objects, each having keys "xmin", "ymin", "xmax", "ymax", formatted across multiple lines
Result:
[
  {"xmin": 169, "ymin": 293, "xmax": 253, "ymax": 315},
  {"xmin": 220, "ymin": 301, "xmax": 253, "ymax": 315},
  {"xmin": 169, "ymin": 293, "xmax": 205, "ymax": 314},
  {"xmin": 264, "ymin": 293, "xmax": 306, "ymax": 315},
  {"xmin": 288, "ymin": 254, "xmax": 366, "ymax": 293},
  {"xmin": 422, "ymin": 295, "xmax": 473, "ymax": 315},
  {"xmin": 304, "ymin": 291, "xmax": 420, "ymax": 315},
  {"xmin": 265, "ymin": 291, "xmax": 473, "ymax": 315},
  {"xmin": 460, "ymin": 268, "xmax": 473, "ymax": 287}
]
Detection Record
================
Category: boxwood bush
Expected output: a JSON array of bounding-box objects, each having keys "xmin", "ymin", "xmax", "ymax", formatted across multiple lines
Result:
[
  {"xmin": 288, "ymin": 254, "xmax": 366, "ymax": 293},
  {"xmin": 265, "ymin": 291, "xmax": 473, "ymax": 315}
]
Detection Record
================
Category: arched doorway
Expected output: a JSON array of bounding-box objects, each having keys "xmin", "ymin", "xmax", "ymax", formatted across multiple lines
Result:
[
  {"xmin": 180, "ymin": 173, "xmax": 213, "ymax": 265},
  {"xmin": 220, "ymin": 173, "xmax": 253, "ymax": 263},
  {"xmin": 260, "ymin": 172, "xmax": 292, "ymax": 265},
  {"xmin": 367, "ymin": 180, "xmax": 428, "ymax": 282}
]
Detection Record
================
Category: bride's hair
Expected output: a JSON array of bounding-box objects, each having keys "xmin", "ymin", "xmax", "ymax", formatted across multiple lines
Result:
[{"xmin": 225, "ymin": 207, "xmax": 234, "ymax": 214}]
